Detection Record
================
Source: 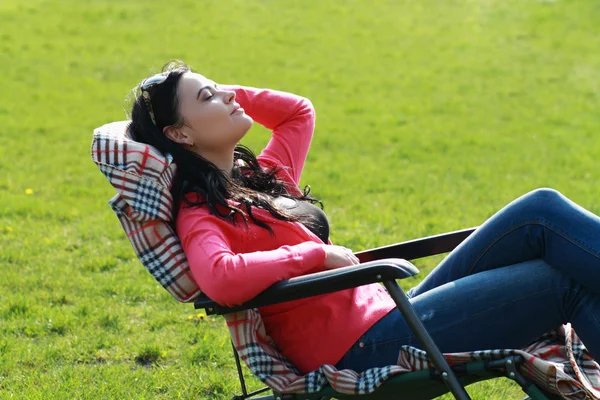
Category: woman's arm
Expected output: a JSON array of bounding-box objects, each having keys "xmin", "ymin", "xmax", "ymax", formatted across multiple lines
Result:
[
  {"xmin": 180, "ymin": 219, "xmax": 327, "ymax": 307},
  {"xmin": 222, "ymin": 85, "xmax": 316, "ymax": 186}
]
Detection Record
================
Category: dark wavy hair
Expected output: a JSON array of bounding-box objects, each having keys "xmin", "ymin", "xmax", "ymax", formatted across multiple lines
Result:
[{"xmin": 127, "ymin": 61, "xmax": 321, "ymax": 233}]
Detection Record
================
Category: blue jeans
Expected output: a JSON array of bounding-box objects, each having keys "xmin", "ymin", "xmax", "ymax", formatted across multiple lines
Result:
[{"xmin": 336, "ymin": 189, "xmax": 600, "ymax": 372}]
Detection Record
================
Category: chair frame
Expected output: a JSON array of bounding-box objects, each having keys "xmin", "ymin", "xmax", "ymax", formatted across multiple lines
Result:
[{"xmin": 194, "ymin": 228, "xmax": 553, "ymax": 400}]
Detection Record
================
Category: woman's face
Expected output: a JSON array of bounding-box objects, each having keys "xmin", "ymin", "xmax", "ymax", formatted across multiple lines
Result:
[{"xmin": 170, "ymin": 72, "xmax": 253, "ymax": 154}]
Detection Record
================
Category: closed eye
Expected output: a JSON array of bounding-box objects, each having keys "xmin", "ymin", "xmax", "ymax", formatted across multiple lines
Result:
[{"xmin": 197, "ymin": 83, "xmax": 220, "ymax": 101}]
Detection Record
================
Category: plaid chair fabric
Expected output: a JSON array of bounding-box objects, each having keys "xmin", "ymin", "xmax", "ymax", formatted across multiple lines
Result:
[
  {"xmin": 92, "ymin": 121, "xmax": 201, "ymax": 302},
  {"xmin": 92, "ymin": 121, "xmax": 600, "ymax": 399},
  {"xmin": 227, "ymin": 310, "xmax": 600, "ymax": 399}
]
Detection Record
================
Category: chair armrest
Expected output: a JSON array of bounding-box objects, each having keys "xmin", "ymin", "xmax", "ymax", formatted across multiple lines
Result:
[
  {"xmin": 194, "ymin": 258, "xmax": 418, "ymax": 315},
  {"xmin": 355, "ymin": 227, "xmax": 477, "ymax": 262}
]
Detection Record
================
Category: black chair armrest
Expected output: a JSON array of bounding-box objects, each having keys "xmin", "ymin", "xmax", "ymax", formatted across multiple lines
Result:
[
  {"xmin": 194, "ymin": 258, "xmax": 418, "ymax": 315},
  {"xmin": 194, "ymin": 228, "xmax": 478, "ymax": 314},
  {"xmin": 355, "ymin": 227, "xmax": 476, "ymax": 262}
]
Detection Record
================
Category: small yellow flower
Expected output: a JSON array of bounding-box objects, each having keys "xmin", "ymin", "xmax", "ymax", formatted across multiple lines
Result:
[
  {"xmin": 5, "ymin": 227, "xmax": 12, "ymax": 232},
  {"xmin": 187, "ymin": 312, "xmax": 208, "ymax": 322},
  {"xmin": 25, "ymin": 188, "xmax": 34, "ymax": 195}
]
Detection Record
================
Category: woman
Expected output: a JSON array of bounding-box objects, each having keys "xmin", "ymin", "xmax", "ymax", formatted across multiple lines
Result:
[{"xmin": 128, "ymin": 61, "xmax": 599, "ymax": 375}]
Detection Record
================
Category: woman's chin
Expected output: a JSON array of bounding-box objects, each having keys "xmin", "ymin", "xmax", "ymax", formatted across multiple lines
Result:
[
  {"xmin": 241, "ymin": 113, "xmax": 253, "ymax": 124},
  {"xmin": 239, "ymin": 114, "xmax": 254, "ymax": 131},
  {"xmin": 233, "ymin": 120, "xmax": 253, "ymax": 142}
]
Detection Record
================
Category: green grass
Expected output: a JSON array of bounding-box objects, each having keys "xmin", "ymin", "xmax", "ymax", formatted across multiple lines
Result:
[{"xmin": 1, "ymin": 0, "xmax": 599, "ymax": 398}]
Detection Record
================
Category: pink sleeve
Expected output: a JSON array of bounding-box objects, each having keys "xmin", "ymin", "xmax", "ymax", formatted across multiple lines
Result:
[
  {"xmin": 222, "ymin": 85, "xmax": 316, "ymax": 186},
  {"xmin": 180, "ymin": 220, "xmax": 327, "ymax": 307}
]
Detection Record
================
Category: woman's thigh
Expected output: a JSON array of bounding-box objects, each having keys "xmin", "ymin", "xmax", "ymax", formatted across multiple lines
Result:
[{"xmin": 336, "ymin": 259, "xmax": 598, "ymax": 372}]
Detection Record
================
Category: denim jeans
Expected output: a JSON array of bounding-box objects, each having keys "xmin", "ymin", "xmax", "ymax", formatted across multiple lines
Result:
[{"xmin": 336, "ymin": 189, "xmax": 600, "ymax": 372}]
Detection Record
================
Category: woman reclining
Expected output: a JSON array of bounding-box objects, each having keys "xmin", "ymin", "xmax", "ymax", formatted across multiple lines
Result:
[{"xmin": 128, "ymin": 61, "xmax": 599, "ymax": 375}]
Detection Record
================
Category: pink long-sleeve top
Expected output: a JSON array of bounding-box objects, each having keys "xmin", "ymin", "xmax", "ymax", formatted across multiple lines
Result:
[{"xmin": 176, "ymin": 86, "xmax": 396, "ymax": 373}]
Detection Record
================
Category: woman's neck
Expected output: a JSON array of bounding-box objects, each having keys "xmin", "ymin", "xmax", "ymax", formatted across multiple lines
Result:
[{"xmin": 192, "ymin": 147, "xmax": 234, "ymax": 177}]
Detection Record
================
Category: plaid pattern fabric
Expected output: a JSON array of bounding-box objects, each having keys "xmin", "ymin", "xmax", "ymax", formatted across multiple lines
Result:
[
  {"xmin": 92, "ymin": 121, "xmax": 202, "ymax": 302},
  {"xmin": 227, "ymin": 310, "xmax": 600, "ymax": 399},
  {"xmin": 92, "ymin": 121, "xmax": 600, "ymax": 398}
]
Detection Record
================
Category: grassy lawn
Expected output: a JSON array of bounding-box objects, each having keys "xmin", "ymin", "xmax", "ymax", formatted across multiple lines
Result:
[{"xmin": 1, "ymin": 0, "xmax": 599, "ymax": 398}]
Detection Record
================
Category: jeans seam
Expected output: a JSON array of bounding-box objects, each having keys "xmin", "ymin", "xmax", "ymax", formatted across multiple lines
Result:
[{"xmin": 467, "ymin": 218, "xmax": 600, "ymax": 275}]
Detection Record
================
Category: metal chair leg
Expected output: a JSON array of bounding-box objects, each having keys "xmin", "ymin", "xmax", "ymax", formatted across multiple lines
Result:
[{"xmin": 383, "ymin": 280, "xmax": 472, "ymax": 400}]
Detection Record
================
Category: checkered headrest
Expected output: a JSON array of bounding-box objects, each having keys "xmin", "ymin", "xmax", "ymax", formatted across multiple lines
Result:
[
  {"xmin": 91, "ymin": 121, "xmax": 176, "ymax": 222},
  {"xmin": 91, "ymin": 121, "xmax": 202, "ymax": 302}
]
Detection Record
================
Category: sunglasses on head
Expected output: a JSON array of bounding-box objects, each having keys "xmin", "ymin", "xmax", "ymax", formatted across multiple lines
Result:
[{"xmin": 140, "ymin": 73, "xmax": 169, "ymax": 126}]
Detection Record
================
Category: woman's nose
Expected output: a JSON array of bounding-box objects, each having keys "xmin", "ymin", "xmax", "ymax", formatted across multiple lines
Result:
[{"xmin": 223, "ymin": 90, "xmax": 236, "ymax": 103}]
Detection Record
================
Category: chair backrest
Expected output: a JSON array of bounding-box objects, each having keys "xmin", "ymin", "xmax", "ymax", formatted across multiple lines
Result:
[{"xmin": 91, "ymin": 121, "xmax": 202, "ymax": 302}]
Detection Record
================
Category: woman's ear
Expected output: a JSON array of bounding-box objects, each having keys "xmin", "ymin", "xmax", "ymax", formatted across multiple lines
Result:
[{"xmin": 163, "ymin": 126, "xmax": 194, "ymax": 147}]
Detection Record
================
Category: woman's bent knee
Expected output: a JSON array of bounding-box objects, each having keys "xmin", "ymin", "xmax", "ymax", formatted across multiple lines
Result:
[
  {"xmin": 520, "ymin": 188, "xmax": 566, "ymax": 209},
  {"xmin": 507, "ymin": 188, "xmax": 567, "ymax": 221},
  {"xmin": 524, "ymin": 188, "xmax": 563, "ymax": 201}
]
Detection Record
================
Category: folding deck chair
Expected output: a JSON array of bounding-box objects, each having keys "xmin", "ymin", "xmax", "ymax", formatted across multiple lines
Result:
[
  {"xmin": 92, "ymin": 121, "xmax": 599, "ymax": 400},
  {"xmin": 192, "ymin": 228, "xmax": 558, "ymax": 400}
]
